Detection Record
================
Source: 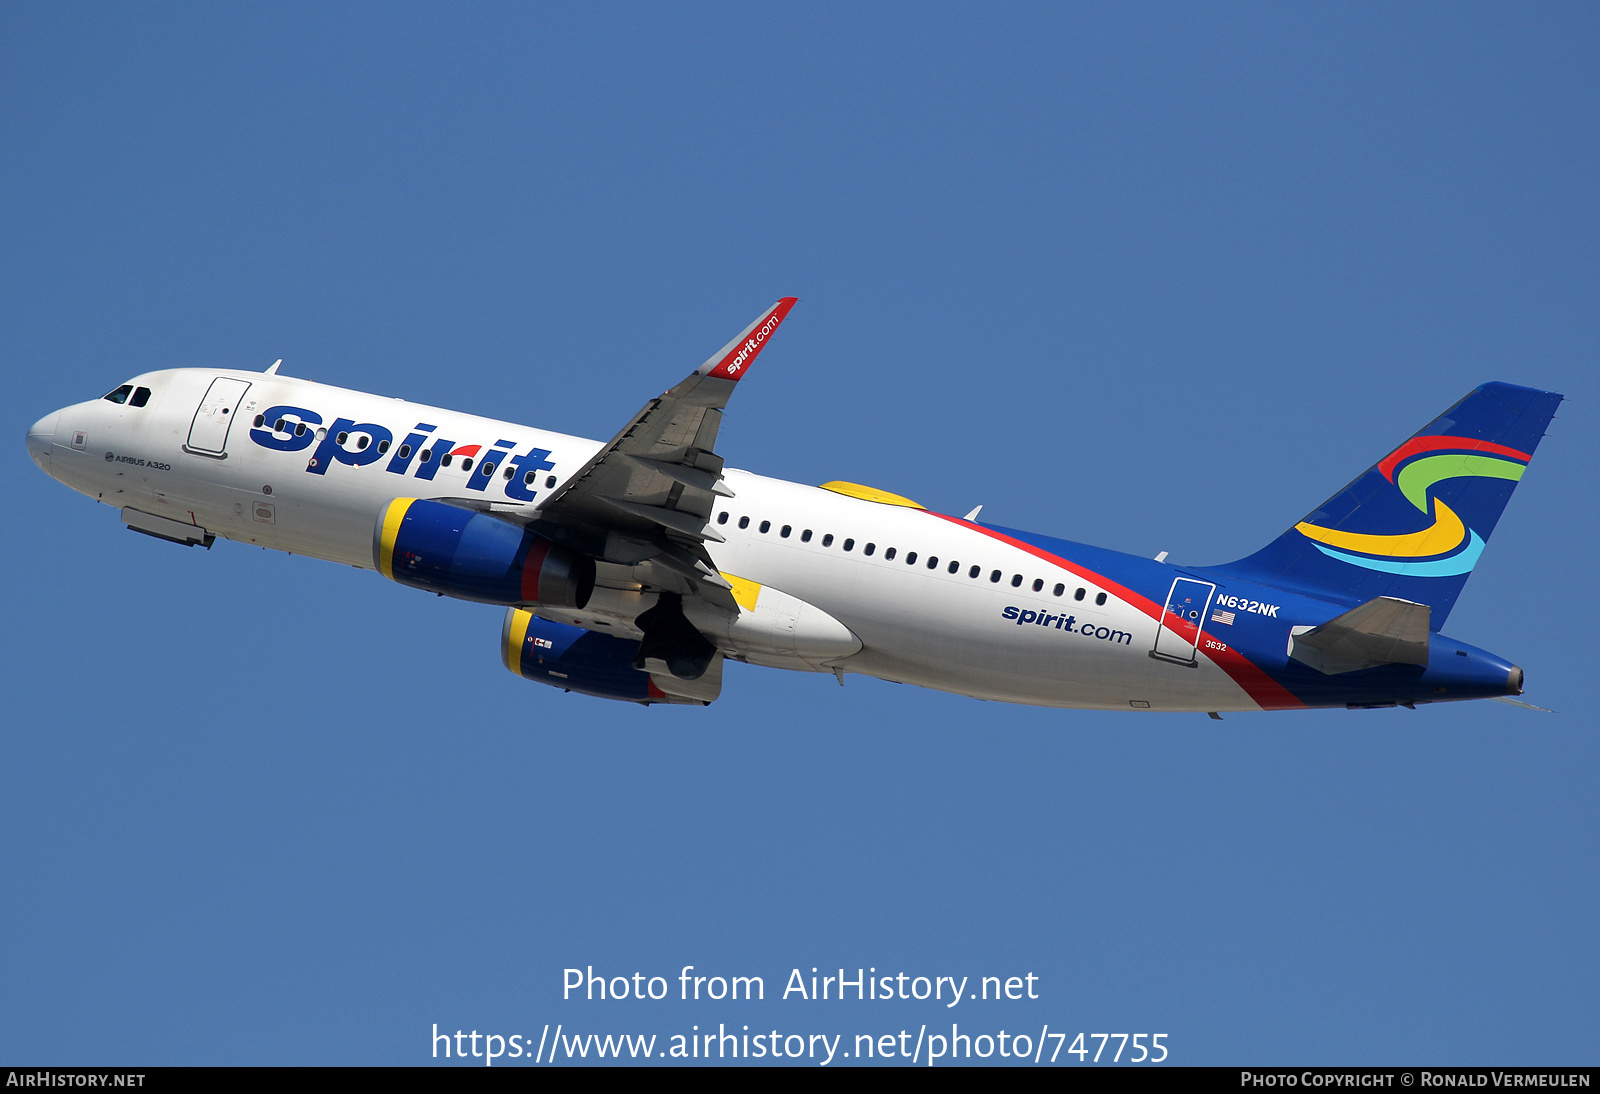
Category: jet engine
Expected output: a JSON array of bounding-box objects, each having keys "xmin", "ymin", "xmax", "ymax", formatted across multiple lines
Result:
[
  {"xmin": 373, "ymin": 497, "xmax": 594, "ymax": 608},
  {"xmin": 501, "ymin": 609, "xmax": 719, "ymax": 705}
]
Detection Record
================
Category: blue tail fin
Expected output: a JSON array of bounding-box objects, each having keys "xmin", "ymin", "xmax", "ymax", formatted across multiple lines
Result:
[{"xmin": 1205, "ymin": 382, "xmax": 1562, "ymax": 627}]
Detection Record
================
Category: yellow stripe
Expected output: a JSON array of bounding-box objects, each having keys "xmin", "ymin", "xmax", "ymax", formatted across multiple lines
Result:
[
  {"xmin": 819, "ymin": 481, "xmax": 926, "ymax": 509},
  {"xmin": 377, "ymin": 497, "xmax": 415, "ymax": 579},
  {"xmin": 1296, "ymin": 498, "xmax": 1467, "ymax": 558},
  {"xmin": 503, "ymin": 608, "xmax": 533, "ymax": 676},
  {"xmin": 720, "ymin": 572, "xmax": 762, "ymax": 612}
]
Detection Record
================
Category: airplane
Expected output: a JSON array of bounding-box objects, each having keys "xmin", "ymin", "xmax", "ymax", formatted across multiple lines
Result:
[{"xmin": 25, "ymin": 299, "xmax": 1562, "ymax": 713}]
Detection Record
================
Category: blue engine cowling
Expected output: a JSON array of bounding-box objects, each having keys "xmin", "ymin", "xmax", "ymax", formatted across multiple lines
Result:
[
  {"xmin": 374, "ymin": 497, "xmax": 595, "ymax": 608},
  {"xmin": 502, "ymin": 609, "xmax": 686, "ymax": 704}
]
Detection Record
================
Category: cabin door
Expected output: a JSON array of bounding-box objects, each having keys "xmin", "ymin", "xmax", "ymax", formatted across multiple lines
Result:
[
  {"xmin": 1151, "ymin": 577, "xmax": 1216, "ymax": 665},
  {"xmin": 185, "ymin": 377, "xmax": 252, "ymax": 457}
]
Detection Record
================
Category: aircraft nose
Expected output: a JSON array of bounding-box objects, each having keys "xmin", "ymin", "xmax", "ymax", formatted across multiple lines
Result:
[{"xmin": 26, "ymin": 410, "xmax": 59, "ymax": 475}]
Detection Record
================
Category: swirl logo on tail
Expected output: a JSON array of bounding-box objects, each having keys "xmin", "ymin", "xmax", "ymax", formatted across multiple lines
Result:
[{"xmin": 1295, "ymin": 437, "xmax": 1530, "ymax": 576}]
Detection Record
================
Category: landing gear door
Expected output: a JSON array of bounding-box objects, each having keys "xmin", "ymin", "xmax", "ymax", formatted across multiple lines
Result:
[
  {"xmin": 185, "ymin": 377, "xmax": 252, "ymax": 457},
  {"xmin": 1151, "ymin": 577, "xmax": 1216, "ymax": 666}
]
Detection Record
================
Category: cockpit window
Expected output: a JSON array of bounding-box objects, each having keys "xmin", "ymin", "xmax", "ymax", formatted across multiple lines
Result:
[
  {"xmin": 103, "ymin": 384, "xmax": 134, "ymax": 404},
  {"xmin": 130, "ymin": 387, "xmax": 151, "ymax": 407}
]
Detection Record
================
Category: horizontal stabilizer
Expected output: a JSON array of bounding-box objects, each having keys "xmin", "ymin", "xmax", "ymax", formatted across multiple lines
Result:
[
  {"xmin": 1490, "ymin": 696, "xmax": 1554, "ymax": 712},
  {"xmin": 1289, "ymin": 596, "xmax": 1430, "ymax": 675}
]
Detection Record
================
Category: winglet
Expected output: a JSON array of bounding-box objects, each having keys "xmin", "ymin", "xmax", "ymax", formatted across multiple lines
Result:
[{"xmin": 701, "ymin": 298, "xmax": 798, "ymax": 381}]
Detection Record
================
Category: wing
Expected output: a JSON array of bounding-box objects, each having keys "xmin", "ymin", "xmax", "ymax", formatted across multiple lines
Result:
[{"xmin": 522, "ymin": 298, "xmax": 798, "ymax": 611}]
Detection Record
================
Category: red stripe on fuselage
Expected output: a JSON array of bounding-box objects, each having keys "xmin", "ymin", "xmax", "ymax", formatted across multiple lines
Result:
[
  {"xmin": 1377, "ymin": 436, "xmax": 1530, "ymax": 483},
  {"xmin": 928, "ymin": 512, "xmax": 1306, "ymax": 711}
]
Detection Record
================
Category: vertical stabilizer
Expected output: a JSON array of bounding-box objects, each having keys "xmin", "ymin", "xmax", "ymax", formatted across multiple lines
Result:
[{"xmin": 1206, "ymin": 382, "xmax": 1562, "ymax": 627}]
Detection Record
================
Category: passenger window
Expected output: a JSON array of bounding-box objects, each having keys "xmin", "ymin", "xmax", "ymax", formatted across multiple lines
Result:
[
  {"xmin": 441, "ymin": 454, "xmax": 453, "ymax": 467},
  {"xmin": 480, "ymin": 461, "xmax": 493, "ymax": 476},
  {"xmin": 1011, "ymin": 574, "xmax": 1023, "ymax": 587},
  {"xmin": 990, "ymin": 570, "xmax": 1001, "ymax": 582},
  {"xmin": 356, "ymin": 435, "xmax": 369, "ymax": 450},
  {"xmin": 928, "ymin": 556, "xmax": 939, "ymax": 569},
  {"xmin": 884, "ymin": 547, "xmax": 895, "ymax": 560},
  {"xmin": 948, "ymin": 561, "xmax": 959, "ymax": 574},
  {"xmin": 1032, "ymin": 578, "xmax": 1043, "ymax": 592},
  {"xmin": 1053, "ymin": 583, "xmax": 1064, "ymax": 597},
  {"xmin": 969, "ymin": 565, "xmax": 980, "ymax": 578},
  {"xmin": 864, "ymin": 543, "xmax": 875, "ymax": 556},
  {"xmin": 801, "ymin": 529, "xmax": 812, "ymax": 542},
  {"xmin": 823, "ymin": 534, "xmax": 834, "ymax": 547},
  {"xmin": 420, "ymin": 449, "xmax": 433, "ymax": 462},
  {"xmin": 1074, "ymin": 588, "xmax": 1086, "ymax": 601},
  {"xmin": 524, "ymin": 471, "xmax": 535, "ymax": 485},
  {"xmin": 717, "ymin": 512, "xmax": 729, "ymax": 525},
  {"xmin": 461, "ymin": 457, "xmax": 473, "ymax": 471},
  {"xmin": 739, "ymin": 516, "xmax": 750, "ymax": 529},
  {"xmin": 759, "ymin": 520, "xmax": 771, "ymax": 534},
  {"xmin": 130, "ymin": 387, "xmax": 151, "ymax": 407},
  {"xmin": 254, "ymin": 414, "xmax": 264, "ymax": 427},
  {"xmin": 780, "ymin": 525, "xmax": 791, "ymax": 538},
  {"xmin": 905, "ymin": 551, "xmax": 917, "ymax": 565},
  {"xmin": 378, "ymin": 439, "xmax": 391, "ymax": 454},
  {"xmin": 503, "ymin": 466, "xmax": 514, "ymax": 479},
  {"xmin": 843, "ymin": 538, "xmax": 854, "ymax": 552},
  {"xmin": 546, "ymin": 476, "xmax": 557, "ymax": 488},
  {"xmin": 296, "ymin": 423, "xmax": 307, "ymax": 436},
  {"xmin": 337, "ymin": 431, "xmax": 350, "ymax": 445},
  {"xmin": 102, "ymin": 385, "xmax": 133, "ymax": 404},
  {"xmin": 1095, "ymin": 592, "xmax": 1107, "ymax": 605},
  {"xmin": 274, "ymin": 418, "xmax": 287, "ymax": 433}
]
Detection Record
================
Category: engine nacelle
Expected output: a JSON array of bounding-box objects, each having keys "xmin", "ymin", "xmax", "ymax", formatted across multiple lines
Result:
[
  {"xmin": 501, "ymin": 609, "xmax": 716, "ymax": 705},
  {"xmin": 374, "ymin": 497, "xmax": 594, "ymax": 608}
]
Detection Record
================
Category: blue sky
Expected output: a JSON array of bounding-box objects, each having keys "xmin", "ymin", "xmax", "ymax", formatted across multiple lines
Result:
[{"xmin": 2, "ymin": 2, "xmax": 1595, "ymax": 1066}]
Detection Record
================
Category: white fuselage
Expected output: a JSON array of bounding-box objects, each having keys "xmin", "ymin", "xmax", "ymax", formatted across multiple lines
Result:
[{"xmin": 30, "ymin": 367, "xmax": 1266, "ymax": 711}]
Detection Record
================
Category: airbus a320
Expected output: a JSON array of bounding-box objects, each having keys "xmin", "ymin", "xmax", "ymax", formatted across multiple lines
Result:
[{"xmin": 26, "ymin": 299, "xmax": 1560, "ymax": 712}]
